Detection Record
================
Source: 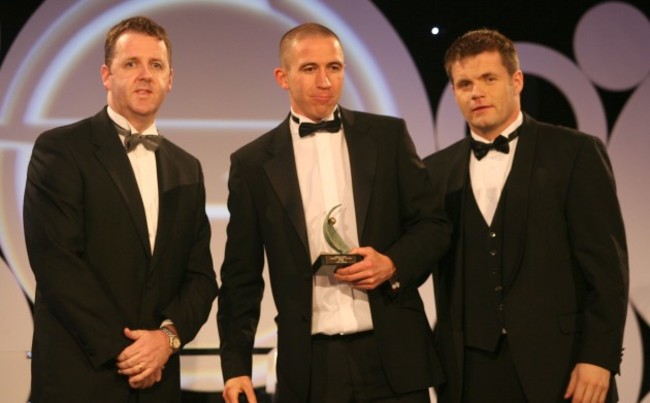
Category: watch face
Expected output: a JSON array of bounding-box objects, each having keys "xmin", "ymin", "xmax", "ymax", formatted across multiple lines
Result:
[{"xmin": 172, "ymin": 338, "xmax": 181, "ymax": 349}]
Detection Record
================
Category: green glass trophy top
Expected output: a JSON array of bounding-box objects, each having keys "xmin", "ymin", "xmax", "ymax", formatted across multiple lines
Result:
[
  {"xmin": 313, "ymin": 204, "xmax": 362, "ymax": 274},
  {"xmin": 323, "ymin": 204, "xmax": 350, "ymax": 254}
]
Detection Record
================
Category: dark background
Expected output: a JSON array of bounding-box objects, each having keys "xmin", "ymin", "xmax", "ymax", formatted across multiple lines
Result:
[
  {"xmin": 2, "ymin": 1, "xmax": 648, "ymax": 401},
  {"xmin": 369, "ymin": 0, "xmax": 647, "ymax": 137}
]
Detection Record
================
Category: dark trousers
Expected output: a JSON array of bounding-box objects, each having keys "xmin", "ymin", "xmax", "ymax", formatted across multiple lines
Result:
[
  {"xmin": 309, "ymin": 331, "xmax": 430, "ymax": 403},
  {"xmin": 463, "ymin": 335, "xmax": 528, "ymax": 403}
]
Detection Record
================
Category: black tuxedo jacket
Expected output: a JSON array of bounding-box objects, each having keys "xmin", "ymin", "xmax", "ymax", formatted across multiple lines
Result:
[
  {"xmin": 424, "ymin": 114, "xmax": 628, "ymax": 403},
  {"xmin": 23, "ymin": 107, "xmax": 218, "ymax": 402},
  {"xmin": 218, "ymin": 107, "xmax": 450, "ymax": 401}
]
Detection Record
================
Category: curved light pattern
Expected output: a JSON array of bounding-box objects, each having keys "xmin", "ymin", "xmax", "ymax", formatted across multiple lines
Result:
[
  {"xmin": 572, "ymin": 3, "xmax": 650, "ymax": 400},
  {"xmin": 605, "ymin": 24, "xmax": 650, "ymax": 403},
  {"xmin": 0, "ymin": 258, "xmax": 33, "ymax": 402},
  {"xmin": 574, "ymin": 2, "xmax": 650, "ymax": 91},
  {"xmin": 0, "ymin": 0, "xmax": 435, "ymax": 394}
]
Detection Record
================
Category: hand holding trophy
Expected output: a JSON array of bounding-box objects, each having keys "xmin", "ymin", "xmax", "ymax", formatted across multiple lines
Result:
[{"xmin": 313, "ymin": 204, "xmax": 362, "ymax": 275}]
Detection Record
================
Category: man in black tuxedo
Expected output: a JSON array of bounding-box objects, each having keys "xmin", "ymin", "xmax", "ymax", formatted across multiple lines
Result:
[
  {"xmin": 23, "ymin": 17, "xmax": 218, "ymax": 402},
  {"xmin": 218, "ymin": 23, "xmax": 450, "ymax": 403},
  {"xmin": 424, "ymin": 29, "xmax": 628, "ymax": 403}
]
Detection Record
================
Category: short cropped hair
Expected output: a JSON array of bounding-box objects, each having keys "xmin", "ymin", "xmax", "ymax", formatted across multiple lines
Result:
[
  {"xmin": 444, "ymin": 29, "xmax": 519, "ymax": 82},
  {"xmin": 104, "ymin": 16, "xmax": 172, "ymax": 67},
  {"xmin": 278, "ymin": 23, "xmax": 341, "ymax": 68}
]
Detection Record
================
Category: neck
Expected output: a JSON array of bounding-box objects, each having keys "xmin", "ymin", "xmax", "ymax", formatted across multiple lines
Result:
[{"xmin": 474, "ymin": 111, "xmax": 522, "ymax": 142}]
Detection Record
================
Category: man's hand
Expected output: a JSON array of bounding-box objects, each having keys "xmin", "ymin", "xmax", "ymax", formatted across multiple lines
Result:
[
  {"xmin": 223, "ymin": 375, "xmax": 257, "ymax": 403},
  {"xmin": 116, "ymin": 327, "xmax": 172, "ymax": 389},
  {"xmin": 564, "ymin": 362, "xmax": 611, "ymax": 403},
  {"xmin": 334, "ymin": 246, "xmax": 396, "ymax": 290}
]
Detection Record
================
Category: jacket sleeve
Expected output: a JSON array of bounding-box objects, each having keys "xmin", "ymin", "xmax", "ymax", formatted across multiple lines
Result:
[
  {"xmin": 384, "ymin": 119, "xmax": 451, "ymax": 293},
  {"xmin": 567, "ymin": 135, "xmax": 628, "ymax": 373},
  {"xmin": 217, "ymin": 153, "xmax": 266, "ymax": 380},
  {"xmin": 24, "ymin": 131, "xmax": 129, "ymax": 368},
  {"xmin": 160, "ymin": 163, "xmax": 219, "ymax": 344}
]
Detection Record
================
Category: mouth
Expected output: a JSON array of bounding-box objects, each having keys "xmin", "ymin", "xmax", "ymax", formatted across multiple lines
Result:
[
  {"xmin": 313, "ymin": 94, "xmax": 333, "ymax": 102},
  {"xmin": 134, "ymin": 88, "xmax": 153, "ymax": 95},
  {"xmin": 472, "ymin": 105, "xmax": 491, "ymax": 113}
]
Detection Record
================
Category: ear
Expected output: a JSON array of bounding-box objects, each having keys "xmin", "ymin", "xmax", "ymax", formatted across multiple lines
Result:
[
  {"xmin": 101, "ymin": 64, "xmax": 111, "ymax": 90},
  {"xmin": 513, "ymin": 70, "xmax": 524, "ymax": 95},
  {"xmin": 274, "ymin": 67, "xmax": 289, "ymax": 89},
  {"xmin": 167, "ymin": 67, "xmax": 174, "ymax": 92}
]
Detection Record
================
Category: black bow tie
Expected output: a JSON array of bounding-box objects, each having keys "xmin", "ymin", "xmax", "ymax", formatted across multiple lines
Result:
[
  {"xmin": 115, "ymin": 124, "xmax": 162, "ymax": 152},
  {"xmin": 470, "ymin": 130, "xmax": 519, "ymax": 160},
  {"xmin": 292, "ymin": 111, "xmax": 341, "ymax": 137}
]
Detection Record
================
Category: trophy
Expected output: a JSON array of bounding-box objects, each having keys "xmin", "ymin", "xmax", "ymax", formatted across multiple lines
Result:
[{"xmin": 312, "ymin": 204, "xmax": 362, "ymax": 275}]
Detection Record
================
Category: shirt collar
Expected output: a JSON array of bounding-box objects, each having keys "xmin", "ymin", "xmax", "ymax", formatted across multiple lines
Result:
[
  {"xmin": 470, "ymin": 111, "xmax": 523, "ymax": 144},
  {"xmin": 107, "ymin": 105, "xmax": 159, "ymax": 136}
]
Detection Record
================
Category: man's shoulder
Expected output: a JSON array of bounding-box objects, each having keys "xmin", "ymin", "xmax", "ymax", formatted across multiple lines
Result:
[
  {"xmin": 525, "ymin": 114, "xmax": 591, "ymax": 140},
  {"xmin": 231, "ymin": 117, "xmax": 289, "ymax": 159},
  {"xmin": 160, "ymin": 137, "xmax": 200, "ymax": 164},
  {"xmin": 340, "ymin": 107, "xmax": 403, "ymax": 126},
  {"xmin": 423, "ymin": 137, "xmax": 468, "ymax": 167},
  {"xmin": 34, "ymin": 111, "xmax": 101, "ymax": 146}
]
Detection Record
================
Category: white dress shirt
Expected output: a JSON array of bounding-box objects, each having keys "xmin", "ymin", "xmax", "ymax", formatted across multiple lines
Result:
[
  {"xmin": 290, "ymin": 108, "xmax": 373, "ymax": 335},
  {"xmin": 107, "ymin": 106, "xmax": 159, "ymax": 253},
  {"xmin": 469, "ymin": 112, "xmax": 523, "ymax": 225}
]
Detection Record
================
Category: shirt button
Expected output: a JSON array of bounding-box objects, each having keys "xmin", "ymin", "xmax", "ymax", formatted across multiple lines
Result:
[
  {"xmin": 489, "ymin": 232, "xmax": 496, "ymax": 238},
  {"xmin": 494, "ymin": 285, "xmax": 502, "ymax": 292},
  {"xmin": 498, "ymin": 304, "xmax": 504, "ymax": 311},
  {"xmin": 490, "ymin": 250, "xmax": 497, "ymax": 256}
]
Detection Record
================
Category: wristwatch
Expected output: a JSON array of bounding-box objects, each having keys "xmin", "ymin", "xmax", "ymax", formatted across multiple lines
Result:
[{"xmin": 160, "ymin": 326, "xmax": 181, "ymax": 353}]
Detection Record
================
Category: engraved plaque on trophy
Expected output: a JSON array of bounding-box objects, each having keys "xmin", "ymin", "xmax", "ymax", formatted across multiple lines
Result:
[{"xmin": 312, "ymin": 204, "xmax": 362, "ymax": 275}]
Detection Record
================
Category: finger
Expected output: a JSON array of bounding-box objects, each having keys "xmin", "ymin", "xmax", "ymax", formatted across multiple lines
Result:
[
  {"xmin": 335, "ymin": 261, "xmax": 365, "ymax": 275},
  {"xmin": 348, "ymin": 246, "xmax": 369, "ymax": 256},
  {"xmin": 571, "ymin": 381, "xmax": 587, "ymax": 403},
  {"xmin": 129, "ymin": 375, "xmax": 154, "ymax": 390},
  {"xmin": 564, "ymin": 371, "xmax": 577, "ymax": 399},
  {"xmin": 127, "ymin": 365, "xmax": 151, "ymax": 384},
  {"xmin": 579, "ymin": 383, "xmax": 595, "ymax": 403},
  {"xmin": 123, "ymin": 327, "xmax": 138, "ymax": 340},
  {"xmin": 118, "ymin": 360, "xmax": 147, "ymax": 375},
  {"xmin": 245, "ymin": 389, "xmax": 258, "ymax": 403},
  {"xmin": 224, "ymin": 388, "xmax": 242, "ymax": 403}
]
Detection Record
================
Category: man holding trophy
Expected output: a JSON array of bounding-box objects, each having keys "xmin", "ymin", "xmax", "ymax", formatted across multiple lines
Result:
[{"xmin": 217, "ymin": 23, "xmax": 450, "ymax": 403}]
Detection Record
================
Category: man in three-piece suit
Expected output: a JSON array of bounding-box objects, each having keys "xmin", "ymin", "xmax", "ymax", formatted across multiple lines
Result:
[
  {"xmin": 424, "ymin": 29, "xmax": 628, "ymax": 403},
  {"xmin": 218, "ymin": 23, "xmax": 450, "ymax": 403},
  {"xmin": 23, "ymin": 17, "xmax": 218, "ymax": 402}
]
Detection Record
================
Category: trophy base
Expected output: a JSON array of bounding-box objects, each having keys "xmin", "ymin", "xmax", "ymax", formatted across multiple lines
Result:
[{"xmin": 312, "ymin": 254, "xmax": 362, "ymax": 276}]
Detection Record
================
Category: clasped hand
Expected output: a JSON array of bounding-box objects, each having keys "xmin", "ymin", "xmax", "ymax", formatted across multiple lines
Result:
[{"xmin": 116, "ymin": 327, "xmax": 172, "ymax": 389}]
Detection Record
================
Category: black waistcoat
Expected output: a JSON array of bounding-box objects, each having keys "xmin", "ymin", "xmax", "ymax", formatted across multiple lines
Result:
[{"xmin": 462, "ymin": 183, "xmax": 510, "ymax": 352}]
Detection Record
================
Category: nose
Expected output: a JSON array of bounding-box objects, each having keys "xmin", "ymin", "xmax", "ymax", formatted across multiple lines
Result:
[
  {"xmin": 316, "ymin": 70, "xmax": 331, "ymax": 88},
  {"xmin": 138, "ymin": 65, "xmax": 153, "ymax": 80},
  {"xmin": 471, "ymin": 82, "xmax": 484, "ymax": 98}
]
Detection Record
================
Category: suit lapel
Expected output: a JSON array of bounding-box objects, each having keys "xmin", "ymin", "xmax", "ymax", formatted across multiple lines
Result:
[
  {"xmin": 264, "ymin": 117, "xmax": 310, "ymax": 253},
  {"xmin": 340, "ymin": 108, "xmax": 377, "ymax": 242},
  {"xmin": 91, "ymin": 109, "xmax": 151, "ymax": 256},
  {"xmin": 502, "ymin": 115, "xmax": 538, "ymax": 289},
  {"xmin": 150, "ymin": 140, "xmax": 178, "ymax": 269}
]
